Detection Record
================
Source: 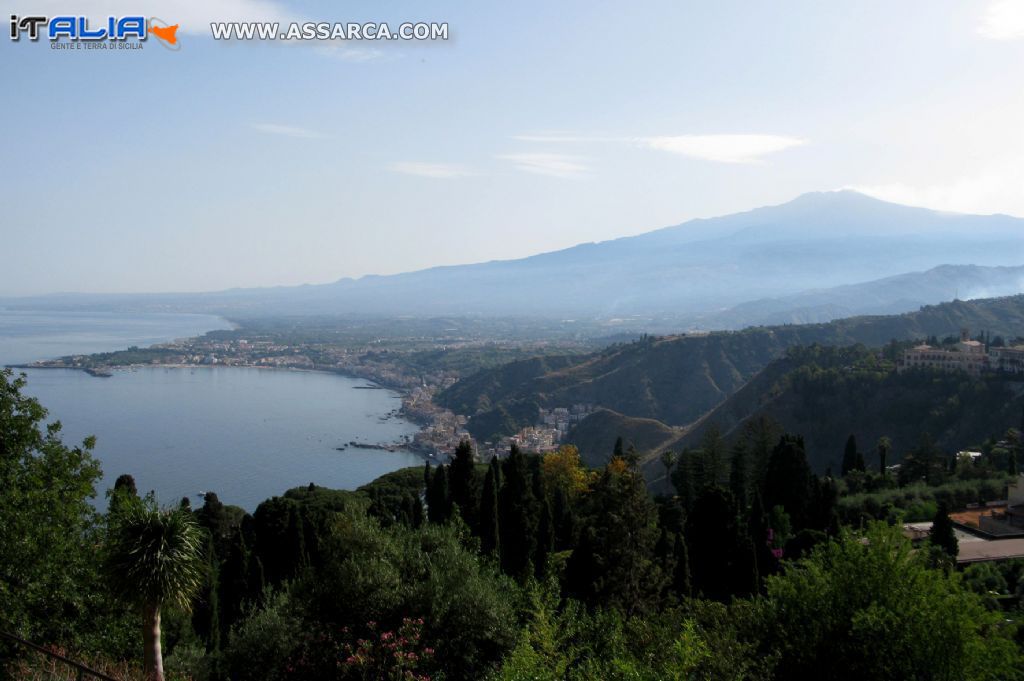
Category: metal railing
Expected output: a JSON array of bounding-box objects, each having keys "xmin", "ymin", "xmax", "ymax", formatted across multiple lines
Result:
[{"xmin": 0, "ymin": 630, "xmax": 120, "ymax": 681}]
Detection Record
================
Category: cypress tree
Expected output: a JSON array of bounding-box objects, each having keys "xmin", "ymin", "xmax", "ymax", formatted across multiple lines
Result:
[
  {"xmin": 841, "ymin": 434, "xmax": 858, "ymax": 476},
  {"xmin": 285, "ymin": 505, "xmax": 307, "ymax": 575},
  {"xmin": 407, "ymin": 492, "xmax": 424, "ymax": 528},
  {"xmin": 498, "ymin": 446, "xmax": 538, "ymax": 579},
  {"xmin": 613, "ymin": 436, "xmax": 625, "ymax": 459},
  {"xmin": 671, "ymin": 450, "xmax": 697, "ymax": 513},
  {"xmin": 218, "ymin": 531, "xmax": 252, "ymax": 640},
  {"xmin": 427, "ymin": 464, "xmax": 451, "ymax": 524},
  {"xmin": 672, "ymin": 532, "xmax": 692, "ymax": 599},
  {"xmin": 449, "ymin": 439, "xmax": 478, "ymax": 528},
  {"xmin": 552, "ymin": 484, "xmax": 575, "ymax": 550},
  {"xmin": 530, "ymin": 455, "xmax": 553, "ymax": 578},
  {"xmin": 535, "ymin": 497, "xmax": 553, "ymax": 579},
  {"xmin": 686, "ymin": 486, "xmax": 753, "ymax": 601},
  {"xmin": 479, "ymin": 457, "xmax": 500, "ymax": 555},
  {"xmin": 192, "ymin": 532, "xmax": 221, "ymax": 652},
  {"xmin": 877, "ymin": 436, "xmax": 891, "ymax": 476},
  {"xmin": 698, "ymin": 424, "xmax": 726, "ymax": 490},
  {"xmin": 747, "ymin": 492, "xmax": 777, "ymax": 586},
  {"xmin": 729, "ymin": 439, "xmax": 751, "ymax": 510},
  {"xmin": 423, "ymin": 460, "xmax": 432, "ymax": 489},
  {"xmin": 930, "ymin": 501, "xmax": 959, "ymax": 559},
  {"xmin": 763, "ymin": 435, "xmax": 813, "ymax": 529}
]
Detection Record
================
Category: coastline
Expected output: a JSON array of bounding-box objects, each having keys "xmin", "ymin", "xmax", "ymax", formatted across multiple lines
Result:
[{"xmin": 8, "ymin": 360, "xmax": 440, "ymax": 458}]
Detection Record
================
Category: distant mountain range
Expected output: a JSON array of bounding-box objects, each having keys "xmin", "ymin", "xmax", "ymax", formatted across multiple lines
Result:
[
  {"xmin": 4, "ymin": 191, "xmax": 1023, "ymax": 328},
  {"xmin": 698, "ymin": 264, "xmax": 1024, "ymax": 329}
]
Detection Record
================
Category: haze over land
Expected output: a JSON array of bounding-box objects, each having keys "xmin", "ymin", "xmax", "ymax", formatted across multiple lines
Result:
[{"xmin": 4, "ymin": 192, "xmax": 1023, "ymax": 331}]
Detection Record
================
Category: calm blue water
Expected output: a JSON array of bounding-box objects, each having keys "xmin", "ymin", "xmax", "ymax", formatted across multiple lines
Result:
[
  {"xmin": 0, "ymin": 311, "xmax": 423, "ymax": 510},
  {"xmin": 0, "ymin": 309, "xmax": 230, "ymax": 366}
]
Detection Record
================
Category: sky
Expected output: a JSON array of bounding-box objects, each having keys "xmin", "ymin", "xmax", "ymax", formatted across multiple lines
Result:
[{"xmin": 1, "ymin": 0, "xmax": 1023, "ymax": 296}]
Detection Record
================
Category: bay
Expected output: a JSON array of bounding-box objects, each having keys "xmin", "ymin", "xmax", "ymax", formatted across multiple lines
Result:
[{"xmin": 1, "ymin": 310, "xmax": 424, "ymax": 511}]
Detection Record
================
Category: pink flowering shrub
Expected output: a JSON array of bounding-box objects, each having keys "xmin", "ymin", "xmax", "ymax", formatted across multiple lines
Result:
[{"xmin": 340, "ymin": 618, "xmax": 435, "ymax": 681}]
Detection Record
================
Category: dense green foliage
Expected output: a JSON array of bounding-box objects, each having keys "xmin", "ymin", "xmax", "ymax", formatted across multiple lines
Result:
[
  {"xmin": 0, "ymin": 369, "xmax": 136, "ymax": 656},
  {"xmin": 4, "ymin": 365, "xmax": 1024, "ymax": 680},
  {"xmin": 760, "ymin": 523, "xmax": 1019, "ymax": 680}
]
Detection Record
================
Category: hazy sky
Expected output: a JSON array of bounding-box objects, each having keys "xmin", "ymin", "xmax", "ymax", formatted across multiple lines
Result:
[{"xmin": 2, "ymin": 0, "xmax": 1023, "ymax": 295}]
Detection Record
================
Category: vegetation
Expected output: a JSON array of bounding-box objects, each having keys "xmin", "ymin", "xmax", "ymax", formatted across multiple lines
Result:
[
  {"xmin": 4, "ymin": 362, "xmax": 1024, "ymax": 680},
  {"xmin": 439, "ymin": 295, "xmax": 1024, "ymax": 442}
]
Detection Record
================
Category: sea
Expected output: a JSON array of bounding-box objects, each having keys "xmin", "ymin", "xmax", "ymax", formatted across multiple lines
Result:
[{"xmin": 0, "ymin": 309, "xmax": 424, "ymax": 510}]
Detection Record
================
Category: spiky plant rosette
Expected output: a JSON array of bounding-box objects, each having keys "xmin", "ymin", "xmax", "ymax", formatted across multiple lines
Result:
[{"xmin": 106, "ymin": 505, "xmax": 203, "ymax": 611}]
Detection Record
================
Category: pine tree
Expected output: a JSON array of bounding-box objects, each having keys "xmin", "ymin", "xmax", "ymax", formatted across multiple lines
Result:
[
  {"xmin": 565, "ymin": 462, "xmax": 665, "ymax": 614},
  {"xmin": 479, "ymin": 457, "xmax": 500, "ymax": 556}
]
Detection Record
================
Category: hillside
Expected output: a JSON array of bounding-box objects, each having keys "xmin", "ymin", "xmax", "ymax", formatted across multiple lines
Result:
[
  {"xmin": 698, "ymin": 264, "xmax": 1024, "ymax": 329},
  {"xmin": 440, "ymin": 295, "xmax": 1024, "ymax": 442},
  {"xmin": 5, "ymin": 192, "xmax": 1023, "ymax": 321},
  {"xmin": 564, "ymin": 409, "xmax": 684, "ymax": 468},
  {"xmin": 669, "ymin": 345, "xmax": 1024, "ymax": 474}
]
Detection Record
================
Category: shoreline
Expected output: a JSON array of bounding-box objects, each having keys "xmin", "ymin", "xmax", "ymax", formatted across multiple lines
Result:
[{"xmin": 8, "ymin": 360, "xmax": 440, "ymax": 459}]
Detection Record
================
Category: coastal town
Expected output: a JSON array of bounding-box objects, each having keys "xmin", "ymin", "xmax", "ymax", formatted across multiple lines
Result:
[
  {"xmin": 14, "ymin": 330, "xmax": 594, "ymax": 462},
  {"xmin": 18, "ymin": 324, "xmax": 1024, "ymax": 465}
]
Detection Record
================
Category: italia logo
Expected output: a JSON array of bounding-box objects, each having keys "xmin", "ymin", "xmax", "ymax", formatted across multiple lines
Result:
[{"xmin": 9, "ymin": 15, "xmax": 180, "ymax": 49}]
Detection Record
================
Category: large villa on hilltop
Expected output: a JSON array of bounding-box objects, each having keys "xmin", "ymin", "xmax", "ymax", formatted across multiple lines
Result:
[{"xmin": 898, "ymin": 329, "xmax": 1024, "ymax": 377}]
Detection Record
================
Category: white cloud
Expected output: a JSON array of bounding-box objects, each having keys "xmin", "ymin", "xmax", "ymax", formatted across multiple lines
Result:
[
  {"xmin": 513, "ymin": 134, "xmax": 605, "ymax": 143},
  {"xmin": 513, "ymin": 132, "xmax": 806, "ymax": 164},
  {"xmin": 847, "ymin": 160, "xmax": 1024, "ymax": 216},
  {"xmin": 638, "ymin": 134, "xmax": 806, "ymax": 164},
  {"xmin": 252, "ymin": 123, "xmax": 324, "ymax": 139},
  {"xmin": 388, "ymin": 162, "xmax": 474, "ymax": 179},
  {"xmin": 496, "ymin": 153, "xmax": 589, "ymax": 178},
  {"xmin": 316, "ymin": 45, "xmax": 391, "ymax": 63},
  {"xmin": 978, "ymin": 0, "xmax": 1024, "ymax": 40},
  {"xmin": 14, "ymin": 0, "xmax": 296, "ymax": 35}
]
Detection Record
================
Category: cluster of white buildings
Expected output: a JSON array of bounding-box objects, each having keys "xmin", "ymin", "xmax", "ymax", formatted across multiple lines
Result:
[
  {"xmin": 898, "ymin": 329, "xmax": 1024, "ymax": 377},
  {"xmin": 538, "ymin": 404, "xmax": 597, "ymax": 438}
]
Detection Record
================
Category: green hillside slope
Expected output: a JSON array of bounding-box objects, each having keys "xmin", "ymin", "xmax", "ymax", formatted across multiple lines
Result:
[{"xmin": 440, "ymin": 295, "xmax": 1024, "ymax": 441}]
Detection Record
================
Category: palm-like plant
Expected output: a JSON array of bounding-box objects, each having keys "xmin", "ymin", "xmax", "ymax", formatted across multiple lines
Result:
[
  {"xmin": 660, "ymin": 450, "xmax": 677, "ymax": 482},
  {"xmin": 106, "ymin": 504, "xmax": 203, "ymax": 681}
]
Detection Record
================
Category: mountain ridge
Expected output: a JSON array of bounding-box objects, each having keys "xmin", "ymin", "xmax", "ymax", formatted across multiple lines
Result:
[{"xmin": 4, "ymin": 192, "xmax": 1023, "ymax": 322}]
